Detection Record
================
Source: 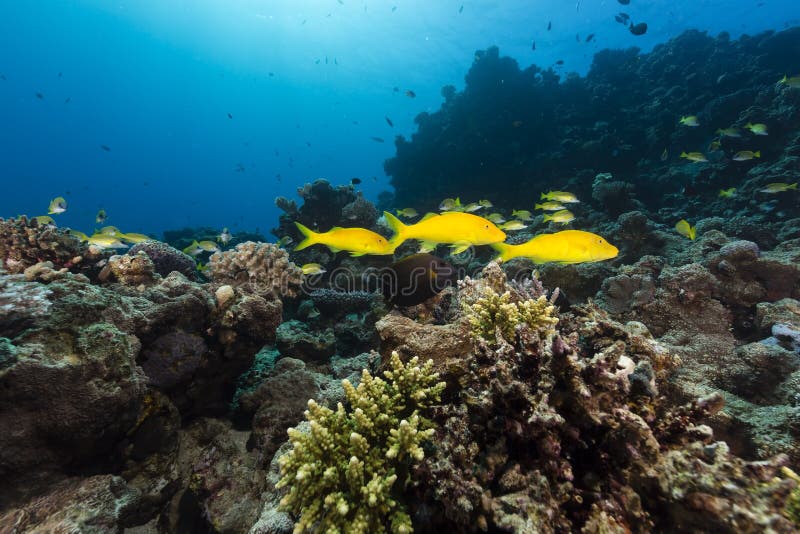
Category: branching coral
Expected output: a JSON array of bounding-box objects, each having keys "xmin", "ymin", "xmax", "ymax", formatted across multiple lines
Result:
[
  {"xmin": 461, "ymin": 284, "xmax": 558, "ymax": 344},
  {"xmin": 276, "ymin": 352, "xmax": 445, "ymax": 533}
]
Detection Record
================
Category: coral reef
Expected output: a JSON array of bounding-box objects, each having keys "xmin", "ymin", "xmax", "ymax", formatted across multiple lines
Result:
[
  {"xmin": 129, "ymin": 239, "xmax": 198, "ymax": 279},
  {"xmin": 0, "ymin": 216, "xmax": 106, "ymax": 277},
  {"xmin": 209, "ymin": 241, "xmax": 302, "ymax": 299},
  {"xmin": 276, "ymin": 352, "xmax": 444, "ymax": 533}
]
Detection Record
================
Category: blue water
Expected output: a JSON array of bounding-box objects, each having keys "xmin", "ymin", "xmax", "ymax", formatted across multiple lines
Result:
[{"xmin": 1, "ymin": 0, "xmax": 798, "ymax": 237}]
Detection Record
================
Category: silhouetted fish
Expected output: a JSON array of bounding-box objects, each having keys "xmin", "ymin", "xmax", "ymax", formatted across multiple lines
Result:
[
  {"xmin": 618, "ymin": 0, "xmax": 630, "ymax": 4},
  {"xmin": 35, "ymin": 92, "xmax": 44, "ymax": 99},
  {"xmin": 351, "ymin": 177, "xmax": 362, "ymax": 185},
  {"xmin": 385, "ymin": 116, "xmax": 394, "ymax": 127},
  {"xmin": 381, "ymin": 254, "xmax": 457, "ymax": 307},
  {"xmin": 548, "ymin": 21, "xmax": 552, "ymax": 31},
  {"xmin": 405, "ymin": 89, "xmax": 416, "ymax": 98},
  {"xmin": 100, "ymin": 145, "xmax": 111, "ymax": 152},
  {"xmin": 629, "ymin": 22, "xmax": 647, "ymax": 35},
  {"xmin": 459, "ymin": 5, "xmax": 464, "ymax": 13},
  {"xmin": 586, "ymin": 33, "xmax": 595, "ymax": 43},
  {"xmin": 531, "ymin": 41, "xmax": 536, "ymax": 51},
  {"xmin": 370, "ymin": 137, "xmax": 385, "ymax": 143},
  {"xmin": 227, "ymin": 113, "xmax": 233, "ymax": 119}
]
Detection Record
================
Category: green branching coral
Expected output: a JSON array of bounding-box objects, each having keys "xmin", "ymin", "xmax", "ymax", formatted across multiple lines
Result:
[
  {"xmin": 277, "ymin": 352, "xmax": 445, "ymax": 534},
  {"xmin": 462, "ymin": 285, "xmax": 558, "ymax": 344}
]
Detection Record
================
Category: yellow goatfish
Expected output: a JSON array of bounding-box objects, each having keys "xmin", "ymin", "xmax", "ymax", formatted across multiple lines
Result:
[
  {"xmin": 384, "ymin": 211, "xmax": 506, "ymax": 254},
  {"xmin": 294, "ymin": 222, "xmax": 394, "ymax": 256},
  {"xmin": 491, "ymin": 230, "xmax": 618, "ymax": 264}
]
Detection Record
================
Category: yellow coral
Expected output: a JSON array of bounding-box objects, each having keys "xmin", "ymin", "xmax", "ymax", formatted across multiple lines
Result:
[
  {"xmin": 277, "ymin": 352, "xmax": 444, "ymax": 533},
  {"xmin": 462, "ymin": 285, "xmax": 558, "ymax": 344}
]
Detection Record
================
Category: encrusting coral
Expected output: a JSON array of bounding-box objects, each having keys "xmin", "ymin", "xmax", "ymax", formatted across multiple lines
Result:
[
  {"xmin": 208, "ymin": 241, "xmax": 302, "ymax": 298},
  {"xmin": 276, "ymin": 351, "xmax": 445, "ymax": 533}
]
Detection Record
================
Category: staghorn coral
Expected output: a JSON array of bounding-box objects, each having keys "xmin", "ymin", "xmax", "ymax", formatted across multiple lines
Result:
[
  {"xmin": 208, "ymin": 241, "xmax": 302, "ymax": 298},
  {"xmin": 276, "ymin": 351, "xmax": 445, "ymax": 534}
]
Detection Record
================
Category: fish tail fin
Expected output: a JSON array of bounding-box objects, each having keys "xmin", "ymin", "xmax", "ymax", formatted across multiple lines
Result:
[
  {"xmin": 542, "ymin": 213, "xmax": 553, "ymax": 223},
  {"xmin": 490, "ymin": 242, "xmax": 514, "ymax": 262},
  {"xmin": 689, "ymin": 226, "xmax": 697, "ymax": 240},
  {"xmin": 789, "ymin": 183, "xmax": 798, "ymax": 190},
  {"xmin": 293, "ymin": 222, "xmax": 319, "ymax": 251},
  {"xmin": 383, "ymin": 211, "xmax": 408, "ymax": 248},
  {"xmin": 540, "ymin": 192, "xmax": 547, "ymax": 200},
  {"xmin": 755, "ymin": 151, "xmax": 761, "ymax": 158}
]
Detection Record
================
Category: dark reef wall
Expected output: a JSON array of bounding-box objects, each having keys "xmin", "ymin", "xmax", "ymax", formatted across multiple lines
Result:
[{"xmin": 385, "ymin": 28, "xmax": 800, "ymax": 216}]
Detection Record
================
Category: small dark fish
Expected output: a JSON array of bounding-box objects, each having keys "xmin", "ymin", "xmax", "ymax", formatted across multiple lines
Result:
[
  {"xmin": 337, "ymin": 0, "xmax": 343, "ymax": 4},
  {"xmin": 58, "ymin": 72, "xmax": 62, "ymax": 78},
  {"xmin": 392, "ymin": 6, "xmax": 397, "ymax": 12},
  {"xmin": 618, "ymin": 0, "xmax": 630, "ymax": 4},
  {"xmin": 0, "ymin": 74, "xmax": 6, "ymax": 80},
  {"xmin": 352, "ymin": 120, "xmax": 359, "ymax": 125},
  {"xmin": 459, "ymin": 5, "xmax": 464, "ymax": 13},
  {"xmin": 629, "ymin": 22, "xmax": 648, "ymax": 35},
  {"xmin": 393, "ymin": 86, "xmax": 399, "ymax": 92},
  {"xmin": 325, "ymin": 56, "xmax": 328, "ymax": 64},
  {"xmin": 531, "ymin": 40, "xmax": 536, "ymax": 51},
  {"xmin": 306, "ymin": 141, "xmax": 311, "ymax": 147},
  {"xmin": 616, "ymin": 12, "xmax": 630, "ymax": 23},
  {"xmin": 586, "ymin": 33, "xmax": 595, "ymax": 43},
  {"xmin": 351, "ymin": 177, "xmax": 362, "ymax": 185},
  {"xmin": 235, "ymin": 163, "xmax": 245, "ymax": 173},
  {"xmin": 334, "ymin": 58, "xmax": 338, "ymax": 65},
  {"xmin": 381, "ymin": 254, "xmax": 457, "ymax": 307},
  {"xmin": 405, "ymin": 89, "xmax": 416, "ymax": 98},
  {"xmin": 268, "ymin": 72, "xmax": 274, "ymax": 77},
  {"xmin": 100, "ymin": 144, "xmax": 111, "ymax": 151},
  {"xmin": 548, "ymin": 21, "xmax": 552, "ymax": 31},
  {"xmin": 35, "ymin": 92, "xmax": 44, "ymax": 99},
  {"xmin": 301, "ymin": 19, "xmax": 307, "ymax": 25},
  {"xmin": 555, "ymin": 59, "xmax": 565, "ymax": 65},
  {"xmin": 385, "ymin": 116, "xmax": 394, "ymax": 127},
  {"xmin": 64, "ymin": 97, "xmax": 71, "ymax": 104},
  {"xmin": 227, "ymin": 112, "xmax": 233, "ymax": 119},
  {"xmin": 315, "ymin": 59, "xmax": 321, "ymax": 64},
  {"xmin": 370, "ymin": 136, "xmax": 385, "ymax": 143}
]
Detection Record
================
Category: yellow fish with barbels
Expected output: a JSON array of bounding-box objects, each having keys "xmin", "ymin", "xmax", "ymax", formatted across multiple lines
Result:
[
  {"xmin": 48, "ymin": 196, "xmax": 67, "ymax": 214},
  {"xmin": 675, "ymin": 219, "xmax": 697, "ymax": 240},
  {"xmin": 491, "ymin": 230, "xmax": 618, "ymax": 264},
  {"xmin": 540, "ymin": 191, "xmax": 579, "ymax": 203},
  {"xmin": 384, "ymin": 211, "xmax": 506, "ymax": 254},
  {"xmin": 534, "ymin": 201, "xmax": 566, "ymax": 211},
  {"xmin": 542, "ymin": 210, "xmax": 575, "ymax": 224},
  {"xmin": 778, "ymin": 75, "xmax": 800, "ymax": 89},
  {"xmin": 745, "ymin": 122, "xmax": 768, "ymax": 135},
  {"xmin": 679, "ymin": 115, "xmax": 700, "ymax": 127},
  {"xmin": 718, "ymin": 188, "xmax": 737, "ymax": 198},
  {"xmin": 680, "ymin": 151, "xmax": 708, "ymax": 163},
  {"xmin": 759, "ymin": 182, "xmax": 797, "ymax": 193},
  {"xmin": 295, "ymin": 222, "xmax": 394, "ymax": 256}
]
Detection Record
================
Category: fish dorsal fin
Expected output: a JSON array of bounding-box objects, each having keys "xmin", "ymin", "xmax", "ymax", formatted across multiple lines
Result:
[
  {"xmin": 420, "ymin": 212, "xmax": 438, "ymax": 221},
  {"xmin": 330, "ymin": 226, "xmax": 343, "ymax": 231}
]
